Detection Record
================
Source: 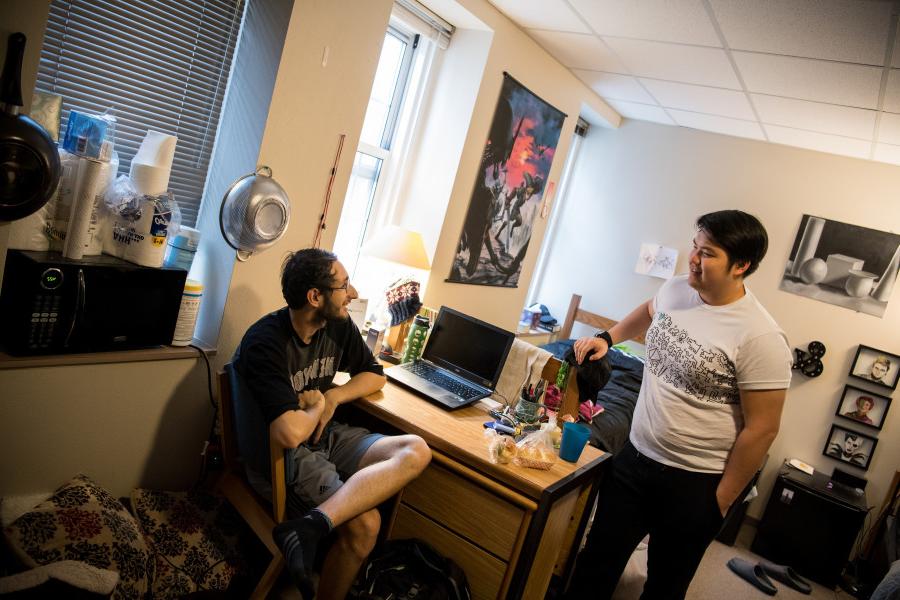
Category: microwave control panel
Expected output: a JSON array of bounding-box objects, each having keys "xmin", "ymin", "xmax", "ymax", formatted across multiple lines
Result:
[{"xmin": 28, "ymin": 291, "xmax": 63, "ymax": 351}]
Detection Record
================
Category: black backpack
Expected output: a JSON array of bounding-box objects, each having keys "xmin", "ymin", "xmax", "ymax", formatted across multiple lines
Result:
[{"xmin": 350, "ymin": 539, "xmax": 471, "ymax": 600}]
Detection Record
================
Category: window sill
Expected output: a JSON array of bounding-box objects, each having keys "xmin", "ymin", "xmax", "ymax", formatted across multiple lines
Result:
[{"xmin": 0, "ymin": 341, "xmax": 216, "ymax": 370}]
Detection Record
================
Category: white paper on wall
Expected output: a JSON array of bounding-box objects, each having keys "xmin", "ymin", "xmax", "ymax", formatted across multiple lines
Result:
[{"xmin": 635, "ymin": 243, "xmax": 678, "ymax": 279}]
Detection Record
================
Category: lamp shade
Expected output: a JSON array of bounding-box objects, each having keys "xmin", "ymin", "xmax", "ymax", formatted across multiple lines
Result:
[{"xmin": 361, "ymin": 225, "xmax": 431, "ymax": 270}]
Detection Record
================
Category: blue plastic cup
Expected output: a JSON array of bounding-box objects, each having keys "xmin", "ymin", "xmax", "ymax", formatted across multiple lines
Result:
[{"xmin": 559, "ymin": 422, "xmax": 591, "ymax": 463}]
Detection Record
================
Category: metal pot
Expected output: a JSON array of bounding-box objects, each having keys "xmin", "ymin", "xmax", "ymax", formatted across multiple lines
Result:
[
  {"xmin": 219, "ymin": 166, "xmax": 291, "ymax": 261},
  {"xmin": 0, "ymin": 33, "xmax": 61, "ymax": 222}
]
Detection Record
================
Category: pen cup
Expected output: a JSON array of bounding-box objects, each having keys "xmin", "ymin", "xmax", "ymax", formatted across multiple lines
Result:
[
  {"xmin": 559, "ymin": 422, "xmax": 591, "ymax": 463},
  {"xmin": 514, "ymin": 397, "xmax": 542, "ymax": 423}
]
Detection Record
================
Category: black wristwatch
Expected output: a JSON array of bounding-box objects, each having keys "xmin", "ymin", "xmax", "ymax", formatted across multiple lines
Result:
[{"xmin": 594, "ymin": 330, "xmax": 613, "ymax": 348}]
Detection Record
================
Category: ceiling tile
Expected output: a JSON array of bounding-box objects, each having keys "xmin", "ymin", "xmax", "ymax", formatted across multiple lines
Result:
[
  {"xmin": 751, "ymin": 94, "xmax": 876, "ymax": 140},
  {"xmin": 764, "ymin": 124, "xmax": 871, "ymax": 159},
  {"xmin": 884, "ymin": 70, "xmax": 900, "ymax": 114},
  {"xmin": 873, "ymin": 143, "xmax": 900, "ymax": 166},
  {"xmin": 526, "ymin": 30, "xmax": 626, "ymax": 71},
  {"xmin": 488, "ymin": 0, "xmax": 589, "ymax": 33},
  {"xmin": 604, "ymin": 38, "xmax": 740, "ymax": 88},
  {"xmin": 569, "ymin": 0, "xmax": 720, "ymax": 47},
  {"xmin": 733, "ymin": 52, "xmax": 883, "ymax": 109},
  {"xmin": 668, "ymin": 109, "xmax": 764, "ymax": 140},
  {"xmin": 605, "ymin": 99, "xmax": 675, "ymax": 126},
  {"xmin": 877, "ymin": 112, "xmax": 900, "ymax": 146},
  {"xmin": 572, "ymin": 70, "xmax": 656, "ymax": 103},
  {"xmin": 710, "ymin": 0, "xmax": 892, "ymax": 65},
  {"xmin": 641, "ymin": 79, "xmax": 755, "ymax": 120},
  {"xmin": 893, "ymin": 22, "xmax": 900, "ymax": 68}
]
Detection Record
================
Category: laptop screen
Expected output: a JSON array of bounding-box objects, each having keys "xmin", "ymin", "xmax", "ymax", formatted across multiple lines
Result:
[{"xmin": 421, "ymin": 307, "xmax": 514, "ymax": 389}]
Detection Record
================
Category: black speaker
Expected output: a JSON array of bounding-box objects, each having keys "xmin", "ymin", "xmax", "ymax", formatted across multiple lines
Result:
[{"xmin": 831, "ymin": 467, "xmax": 867, "ymax": 490}]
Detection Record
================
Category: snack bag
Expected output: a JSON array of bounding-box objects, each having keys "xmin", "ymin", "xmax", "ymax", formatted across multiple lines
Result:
[
  {"xmin": 484, "ymin": 429, "xmax": 517, "ymax": 464},
  {"xmin": 513, "ymin": 426, "xmax": 557, "ymax": 470}
]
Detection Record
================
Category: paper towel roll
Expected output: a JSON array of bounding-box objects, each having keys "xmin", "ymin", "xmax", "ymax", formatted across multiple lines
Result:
[
  {"xmin": 130, "ymin": 162, "xmax": 170, "ymax": 196},
  {"xmin": 64, "ymin": 157, "xmax": 110, "ymax": 259},
  {"xmin": 120, "ymin": 198, "xmax": 170, "ymax": 267}
]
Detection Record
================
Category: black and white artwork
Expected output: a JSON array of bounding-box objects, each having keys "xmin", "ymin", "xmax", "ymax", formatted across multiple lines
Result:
[
  {"xmin": 849, "ymin": 345, "xmax": 900, "ymax": 391},
  {"xmin": 823, "ymin": 424, "xmax": 877, "ymax": 470},
  {"xmin": 780, "ymin": 215, "xmax": 900, "ymax": 317},
  {"xmin": 835, "ymin": 385, "xmax": 891, "ymax": 430}
]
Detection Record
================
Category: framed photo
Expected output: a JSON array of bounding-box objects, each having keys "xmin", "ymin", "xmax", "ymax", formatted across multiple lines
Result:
[
  {"xmin": 849, "ymin": 345, "xmax": 900, "ymax": 391},
  {"xmin": 823, "ymin": 424, "xmax": 878, "ymax": 470},
  {"xmin": 835, "ymin": 385, "xmax": 891, "ymax": 430}
]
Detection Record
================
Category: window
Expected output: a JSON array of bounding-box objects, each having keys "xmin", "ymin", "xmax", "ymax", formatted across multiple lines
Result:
[
  {"xmin": 332, "ymin": 1, "xmax": 453, "ymax": 285},
  {"xmin": 35, "ymin": 0, "xmax": 246, "ymax": 228}
]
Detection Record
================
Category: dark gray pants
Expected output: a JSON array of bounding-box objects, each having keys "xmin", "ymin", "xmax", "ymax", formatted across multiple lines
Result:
[{"xmin": 566, "ymin": 441, "xmax": 726, "ymax": 600}]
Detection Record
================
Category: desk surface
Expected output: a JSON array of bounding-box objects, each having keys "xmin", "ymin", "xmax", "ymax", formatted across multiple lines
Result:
[{"xmin": 349, "ymin": 377, "xmax": 608, "ymax": 501}]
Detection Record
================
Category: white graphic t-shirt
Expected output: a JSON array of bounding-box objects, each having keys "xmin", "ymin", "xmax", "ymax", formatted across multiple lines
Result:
[{"xmin": 630, "ymin": 275, "xmax": 792, "ymax": 473}]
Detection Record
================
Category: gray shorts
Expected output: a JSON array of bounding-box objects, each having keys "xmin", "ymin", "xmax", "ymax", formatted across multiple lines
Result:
[{"xmin": 285, "ymin": 421, "xmax": 383, "ymax": 515}]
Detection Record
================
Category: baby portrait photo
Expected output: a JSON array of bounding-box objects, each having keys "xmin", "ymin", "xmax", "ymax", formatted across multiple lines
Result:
[
  {"xmin": 835, "ymin": 385, "xmax": 891, "ymax": 430},
  {"xmin": 823, "ymin": 424, "xmax": 877, "ymax": 470},
  {"xmin": 849, "ymin": 345, "xmax": 900, "ymax": 390}
]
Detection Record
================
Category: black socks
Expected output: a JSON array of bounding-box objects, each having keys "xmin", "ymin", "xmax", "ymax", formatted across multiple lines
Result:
[{"xmin": 272, "ymin": 508, "xmax": 334, "ymax": 597}]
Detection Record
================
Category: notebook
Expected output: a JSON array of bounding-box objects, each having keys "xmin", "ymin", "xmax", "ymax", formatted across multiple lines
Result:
[{"xmin": 384, "ymin": 306, "xmax": 514, "ymax": 409}]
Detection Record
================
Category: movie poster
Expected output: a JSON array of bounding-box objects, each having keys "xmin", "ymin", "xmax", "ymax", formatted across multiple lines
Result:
[{"xmin": 447, "ymin": 73, "xmax": 565, "ymax": 287}]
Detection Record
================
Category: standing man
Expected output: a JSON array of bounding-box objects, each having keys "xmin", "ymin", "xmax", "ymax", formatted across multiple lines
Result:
[
  {"xmin": 233, "ymin": 248, "xmax": 431, "ymax": 600},
  {"xmin": 565, "ymin": 210, "xmax": 792, "ymax": 599}
]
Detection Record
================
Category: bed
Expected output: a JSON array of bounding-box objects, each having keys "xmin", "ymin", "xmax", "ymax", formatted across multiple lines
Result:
[{"xmin": 540, "ymin": 294, "xmax": 646, "ymax": 456}]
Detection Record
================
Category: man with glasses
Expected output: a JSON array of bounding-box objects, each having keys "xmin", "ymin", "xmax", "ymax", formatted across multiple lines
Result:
[{"xmin": 233, "ymin": 248, "xmax": 431, "ymax": 600}]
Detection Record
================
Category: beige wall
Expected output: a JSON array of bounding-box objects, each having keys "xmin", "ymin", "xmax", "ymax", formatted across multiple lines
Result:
[{"xmin": 534, "ymin": 119, "xmax": 900, "ymax": 519}]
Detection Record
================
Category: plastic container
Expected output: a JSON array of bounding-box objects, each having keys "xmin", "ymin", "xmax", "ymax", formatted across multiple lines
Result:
[
  {"xmin": 401, "ymin": 315, "xmax": 430, "ymax": 363},
  {"xmin": 163, "ymin": 226, "xmax": 201, "ymax": 272},
  {"xmin": 171, "ymin": 279, "xmax": 203, "ymax": 346}
]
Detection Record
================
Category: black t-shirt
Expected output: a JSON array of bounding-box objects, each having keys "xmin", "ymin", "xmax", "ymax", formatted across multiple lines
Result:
[{"xmin": 232, "ymin": 307, "xmax": 383, "ymax": 475}]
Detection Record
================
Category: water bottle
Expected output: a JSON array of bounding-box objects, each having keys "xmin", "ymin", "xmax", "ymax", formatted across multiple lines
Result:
[
  {"xmin": 401, "ymin": 315, "xmax": 430, "ymax": 363},
  {"xmin": 163, "ymin": 226, "xmax": 201, "ymax": 273}
]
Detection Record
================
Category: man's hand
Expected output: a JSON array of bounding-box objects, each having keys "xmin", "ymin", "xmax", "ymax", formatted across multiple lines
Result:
[
  {"xmin": 573, "ymin": 336, "xmax": 609, "ymax": 364},
  {"xmin": 297, "ymin": 389, "xmax": 324, "ymax": 410},
  {"xmin": 312, "ymin": 390, "xmax": 339, "ymax": 444},
  {"xmin": 715, "ymin": 486, "xmax": 733, "ymax": 518}
]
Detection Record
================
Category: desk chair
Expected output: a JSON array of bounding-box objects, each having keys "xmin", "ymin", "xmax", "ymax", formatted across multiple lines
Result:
[
  {"xmin": 541, "ymin": 355, "xmax": 580, "ymax": 421},
  {"xmin": 217, "ymin": 363, "xmax": 287, "ymax": 599}
]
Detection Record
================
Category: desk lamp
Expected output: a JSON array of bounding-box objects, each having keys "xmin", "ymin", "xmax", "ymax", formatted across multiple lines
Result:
[{"xmin": 360, "ymin": 225, "xmax": 431, "ymax": 359}]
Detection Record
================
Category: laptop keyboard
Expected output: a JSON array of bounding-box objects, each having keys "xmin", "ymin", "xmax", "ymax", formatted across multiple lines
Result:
[{"xmin": 402, "ymin": 362, "xmax": 483, "ymax": 400}]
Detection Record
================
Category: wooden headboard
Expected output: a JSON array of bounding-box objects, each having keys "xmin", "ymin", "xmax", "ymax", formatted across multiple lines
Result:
[{"xmin": 559, "ymin": 294, "xmax": 647, "ymax": 345}]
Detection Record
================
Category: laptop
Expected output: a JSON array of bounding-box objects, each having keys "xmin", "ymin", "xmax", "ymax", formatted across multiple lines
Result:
[{"xmin": 385, "ymin": 306, "xmax": 514, "ymax": 409}]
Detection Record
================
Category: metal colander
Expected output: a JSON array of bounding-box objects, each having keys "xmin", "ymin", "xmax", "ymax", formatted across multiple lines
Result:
[{"xmin": 219, "ymin": 166, "xmax": 291, "ymax": 261}]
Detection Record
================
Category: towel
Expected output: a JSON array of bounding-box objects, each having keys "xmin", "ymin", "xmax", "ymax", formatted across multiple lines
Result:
[{"xmin": 493, "ymin": 339, "xmax": 552, "ymax": 408}]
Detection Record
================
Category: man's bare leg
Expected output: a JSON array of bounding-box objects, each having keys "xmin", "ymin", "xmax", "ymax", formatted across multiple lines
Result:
[
  {"xmin": 316, "ymin": 508, "xmax": 380, "ymax": 600},
  {"xmin": 318, "ymin": 434, "xmax": 430, "ymax": 525}
]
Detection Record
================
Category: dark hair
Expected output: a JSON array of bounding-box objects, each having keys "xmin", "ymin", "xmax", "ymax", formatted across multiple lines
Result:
[
  {"xmin": 281, "ymin": 248, "xmax": 337, "ymax": 309},
  {"xmin": 696, "ymin": 210, "xmax": 768, "ymax": 277}
]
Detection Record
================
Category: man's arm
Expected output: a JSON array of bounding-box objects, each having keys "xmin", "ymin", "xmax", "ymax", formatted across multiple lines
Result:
[
  {"xmin": 716, "ymin": 388, "xmax": 785, "ymax": 515},
  {"xmin": 573, "ymin": 299, "xmax": 654, "ymax": 363},
  {"xmin": 269, "ymin": 390, "xmax": 327, "ymax": 449},
  {"xmin": 313, "ymin": 372, "xmax": 387, "ymax": 442}
]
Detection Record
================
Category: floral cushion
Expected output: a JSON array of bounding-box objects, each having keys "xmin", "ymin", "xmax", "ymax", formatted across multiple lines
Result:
[
  {"xmin": 2, "ymin": 474, "xmax": 154, "ymax": 600},
  {"xmin": 131, "ymin": 488, "xmax": 248, "ymax": 598}
]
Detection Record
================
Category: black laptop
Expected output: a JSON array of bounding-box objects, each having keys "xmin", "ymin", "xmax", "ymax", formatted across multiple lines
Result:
[{"xmin": 384, "ymin": 306, "xmax": 514, "ymax": 409}]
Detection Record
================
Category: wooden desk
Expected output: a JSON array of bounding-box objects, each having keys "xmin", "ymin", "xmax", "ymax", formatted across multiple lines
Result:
[{"xmin": 349, "ymin": 380, "xmax": 609, "ymax": 600}]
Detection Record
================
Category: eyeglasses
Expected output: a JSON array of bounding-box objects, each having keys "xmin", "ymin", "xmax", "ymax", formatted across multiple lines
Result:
[{"xmin": 322, "ymin": 280, "xmax": 350, "ymax": 292}]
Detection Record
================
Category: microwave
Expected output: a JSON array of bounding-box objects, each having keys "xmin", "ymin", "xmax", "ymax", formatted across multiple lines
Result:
[{"xmin": 1, "ymin": 250, "xmax": 187, "ymax": 355}]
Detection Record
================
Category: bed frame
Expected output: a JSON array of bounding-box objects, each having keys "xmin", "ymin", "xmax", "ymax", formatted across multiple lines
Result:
[{"xmin": 560, "ymin": 294, "xmax": 646, "ymax": 345}]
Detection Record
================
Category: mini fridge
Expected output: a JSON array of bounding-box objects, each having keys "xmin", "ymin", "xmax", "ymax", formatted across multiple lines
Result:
[{"xmin": 751, "ymin": 463, "xmax": 869, "ymax": 588}]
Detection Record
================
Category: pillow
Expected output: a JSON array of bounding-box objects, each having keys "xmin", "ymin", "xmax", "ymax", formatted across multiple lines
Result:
[
  {"xmin": 2, "ymin": 474, "xmax": 154, "ymax": 599},
  {"xmin": 131, "ymin": 489, "xmax": 247, "ymax": 598}
]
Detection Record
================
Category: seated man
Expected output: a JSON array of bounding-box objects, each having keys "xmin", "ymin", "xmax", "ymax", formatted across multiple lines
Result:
[{"xmin": 233, "ymin": 248, "xmax": 431, "ymax": 599}]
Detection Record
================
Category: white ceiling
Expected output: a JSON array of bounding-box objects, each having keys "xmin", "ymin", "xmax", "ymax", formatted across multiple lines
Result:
[{"xmin": 487, "ymin": 0, "xmax": 900, "ymax": 166}]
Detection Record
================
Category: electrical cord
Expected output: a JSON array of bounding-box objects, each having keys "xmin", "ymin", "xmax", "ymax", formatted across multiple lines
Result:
[{"xmin": 189, "ymin": 343, "xmax": 219, "ymax": 489}]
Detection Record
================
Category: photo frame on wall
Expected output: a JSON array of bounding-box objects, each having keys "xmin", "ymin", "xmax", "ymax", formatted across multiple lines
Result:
[
  {"xmin": 835, "ymin": 385, "xmax": 891, "ymax": 430},
  {"xmin": 823, "ymin": 424, "xmax": 877, "ymax": 470},
  {"xmin": 849, "ymin": 345, "xmax": 900, "ymax": 391}
]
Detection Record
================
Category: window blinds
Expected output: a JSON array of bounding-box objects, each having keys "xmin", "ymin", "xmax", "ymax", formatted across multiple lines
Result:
[
  {"xmin": 35, "ymin": 0, "xmax": 246, "ymax": 227},
  {"xmin": 394, "ymin": 0, "xmax": 454, "ymax": 49}
]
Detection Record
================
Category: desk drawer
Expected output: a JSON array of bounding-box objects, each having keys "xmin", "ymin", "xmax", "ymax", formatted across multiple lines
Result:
[
  {"xmin": 401, "ymin": 463, "xmax": 525, "ymax": 559},
  {"xmin": 391, "ymin": 504, "xmax": 506, "ymax": 600}
]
